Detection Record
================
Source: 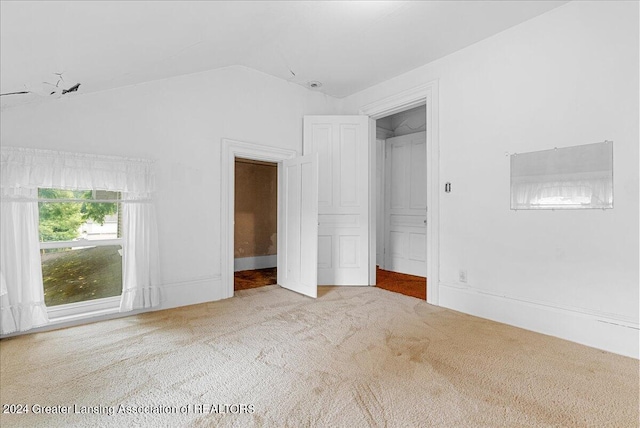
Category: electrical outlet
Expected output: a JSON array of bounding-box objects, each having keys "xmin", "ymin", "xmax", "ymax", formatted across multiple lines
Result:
[{"xmin": 459, "ymin": 269, "xmax": 468, "ymax": 283}]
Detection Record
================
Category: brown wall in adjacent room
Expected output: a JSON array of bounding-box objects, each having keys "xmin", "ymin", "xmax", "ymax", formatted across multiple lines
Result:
[{"xmin": 234, "ymin": 159, "xmax": 277, "ymax": 258}]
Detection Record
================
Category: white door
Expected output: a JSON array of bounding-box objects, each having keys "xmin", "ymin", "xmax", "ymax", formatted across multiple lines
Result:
[
  {"xmin": 384, "ymin": 131, "xmax": 427, "ymax": 277},
  {"xmin": 303, "ymin": 116, "xmax": 373, "ymax": 286},
  {"xmin": 278, "ymin": 154, "xmax": 319, "ymax": 298}
]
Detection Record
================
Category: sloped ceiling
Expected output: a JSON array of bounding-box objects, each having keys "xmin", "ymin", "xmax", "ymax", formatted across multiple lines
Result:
[{"xmin": 0, "ymin": 1, "xmax": 568, "ymax": 109}]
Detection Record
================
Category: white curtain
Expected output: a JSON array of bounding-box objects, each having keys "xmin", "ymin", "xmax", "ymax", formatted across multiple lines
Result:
[
  {"xmin": 120, "ymin": 192, "xmax": 161, "ymax": 312},
  {"xmin": 1, "ymin": 147, "xmax": 154, "ymax": 192},
  {"xmin": 1, "ymin": 269, "xmax": 18, "ymax": 333},
  {"xmin": 0, "ymin": 146, "xmax": 159, "ymax": 334},
  {"xmin": 0, "ymin": 187, "xmax": 49, "ymax": 334}
]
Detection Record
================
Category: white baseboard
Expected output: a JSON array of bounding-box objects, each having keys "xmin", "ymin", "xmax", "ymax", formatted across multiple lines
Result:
[
  {"xmin": 438, "ymin": 283, "xmax": 639, "ymax": 359},
  {"xmin": 159, "ymin": 275, "xmax": 225, "ymax": 310},
  {"xmin": 234, "ymin": 255, "xmax": 277, "ymax": 272}
]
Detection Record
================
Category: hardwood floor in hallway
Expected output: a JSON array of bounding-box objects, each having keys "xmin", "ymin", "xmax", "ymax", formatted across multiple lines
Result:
[
  {"xmin": 234, "ymin": 267, "xmax": 277, "ymax": 291},
  {"xmin": 234, "ymin": 266, "xmax": 426, "ymax": 300},
  {"xmin": 375, "ymin": 267, "xmax": 426, "ymax": 300}
]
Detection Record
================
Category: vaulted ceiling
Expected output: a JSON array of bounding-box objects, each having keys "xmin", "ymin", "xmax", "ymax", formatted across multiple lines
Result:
[{"xmin": 1, "ymin": 1, "xmax": 568, "ymax": 109}]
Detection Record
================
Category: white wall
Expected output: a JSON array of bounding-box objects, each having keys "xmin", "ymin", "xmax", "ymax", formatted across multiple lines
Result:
[
  {"xmin": 343, "ymin": 1, "xmax": 639, "ymax": 357},
  {"xmin": 0, "ymin": 65, "xmax": 340, "ymax": 308}
]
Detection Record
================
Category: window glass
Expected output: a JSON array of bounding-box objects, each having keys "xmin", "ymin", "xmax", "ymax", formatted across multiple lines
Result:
[
  {"xmin": 41, "ymin": 245, "xmax": 123, "ymax": 306},
  {"xmin": 38, "ymin": 189, "xmax": 123, "ymax": 306},
  {"xmin": 38, "ymin": 189, "xmax": 120, "ymax": 242}
]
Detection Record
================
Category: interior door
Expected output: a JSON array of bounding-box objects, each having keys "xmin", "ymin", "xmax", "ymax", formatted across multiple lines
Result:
[
  {"xmin": 384, "ymin": 131, "xmax": 427, "ymax": 277},
  {"xmin": 278, "ymin": 153, "xmax": 318, "ymax": 298},
  {"xmin": 303, "ymin": 115, "xmax": 372, "ymax": 286}
]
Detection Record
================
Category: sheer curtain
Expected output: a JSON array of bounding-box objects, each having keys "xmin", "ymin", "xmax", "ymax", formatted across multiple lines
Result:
[
  {"xmin": 0, "ymin": 269, "xmax": 17, "ymax": 333},
  {"xmin": 1, "ymin": 147, "xmax": 159, "ymax": 334},
  {"xmin": 0, "ymin": 187, "xmax": 48, "ymax": 334},
  {"xmin": 120, "ymin": 191, "xmax": 160, "ymax": 312}
]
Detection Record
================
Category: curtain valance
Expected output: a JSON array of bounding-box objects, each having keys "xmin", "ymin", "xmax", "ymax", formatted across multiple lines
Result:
[{"xmin": 1, "ymin": 146, "xmax": 155, "ymax": 194}]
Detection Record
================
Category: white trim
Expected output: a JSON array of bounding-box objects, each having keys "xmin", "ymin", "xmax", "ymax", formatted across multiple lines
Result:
[
  {"xmin": 234, "ymin": 255, "xmax": 277, "ymax": 272},
  {"xmin": 221, "ymin": 139, "xmax": 297, "ymax": 299},
  {"xmin": 360, "ymin": 84, "xmax": 434, "ymax": 119},
  {"xmin": 40, "ymin": 238, "xmax": 123, "ymax": 249},
  {"xmin": 46, "ymin": 295, "xmax": 121, "ymax": 322},
  {"xmin": 359, "ymin": 81, "xmax": 440, "ymax": 305},
  {"xmin": 375, "ymin": 138, "xmax": 387, "ymax": 270},
  {"xmin": 0, "ymin": 306, "xmax": 142, "ymax": 339},
  {"xmin": 1, "ymin": 296, "xmax": 128, "ymax": 338},
  {"xmin": 368, "ymin": 118, "xmax": 377, "ymax": 285},
  {"xmin": 39, "ymin": 198, "xmax": 122, "ymax": 203},
  {"xmin": 439, "ymin": 283, "xmax": 639, "ymax": 359}
]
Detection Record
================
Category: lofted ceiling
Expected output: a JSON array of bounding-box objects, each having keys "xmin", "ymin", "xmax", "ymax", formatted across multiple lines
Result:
[{"xmin": 0, "ymin": 1, "xmax": 568, "ymax": 109}]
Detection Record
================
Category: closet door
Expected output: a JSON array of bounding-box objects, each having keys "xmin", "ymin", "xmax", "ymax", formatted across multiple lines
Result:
[
  {"xmin": 279, "ymin": 153, "xmax": 318, "ymax": 298},
  {"xmin": 303, "ymin": 116, "xmax": 373, "ymax": 286},
  {"xmin": 384, "ymin": 131, "xmax": 427, "ymax": 277}
]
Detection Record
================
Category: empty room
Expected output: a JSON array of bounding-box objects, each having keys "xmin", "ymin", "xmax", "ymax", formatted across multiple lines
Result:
[{"xmin": 1, "ymin": 1, "xmax": 638, "ymax": 427}]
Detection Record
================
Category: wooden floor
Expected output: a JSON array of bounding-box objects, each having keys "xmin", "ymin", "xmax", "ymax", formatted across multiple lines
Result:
[
  {"xmin": 235, "ymin": 266, "xmax": 426, "ymax": 300},
  {"xmin": 375, "ymin": 267, "xmax": 426, "ymax": 300},
  {"xmin": 234, "ymin": 267, "xmax": 278, "ymax": 291}
]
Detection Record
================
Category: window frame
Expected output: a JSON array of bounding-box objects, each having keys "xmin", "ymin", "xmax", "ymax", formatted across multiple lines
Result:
[{"xmin": 37, "ymin": 189, "xmax": 124, "ymax": 321}]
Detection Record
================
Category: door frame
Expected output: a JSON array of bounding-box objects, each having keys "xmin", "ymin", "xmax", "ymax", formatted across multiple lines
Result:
[
  {"xmin": 221, "ymin": 138, "xmax": 297, "ymax": 299},
  {"xmin": 375, "ymin": 138, "xmax": 386, "ymax": 270},
  {"xmin": 359, "ymin": 80, "xmax": 440, "ymax": 305}
]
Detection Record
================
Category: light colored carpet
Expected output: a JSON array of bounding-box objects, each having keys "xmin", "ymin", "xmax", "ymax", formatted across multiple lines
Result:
[{"xmin": 1, "ymin": 285, "xmax": 638, "ymax": 427}]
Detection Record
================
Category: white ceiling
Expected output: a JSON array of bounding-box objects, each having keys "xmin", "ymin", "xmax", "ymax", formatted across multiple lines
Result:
[{"xmin": 1, "ymin": 1, "xmax": 568, "ymax": 108}]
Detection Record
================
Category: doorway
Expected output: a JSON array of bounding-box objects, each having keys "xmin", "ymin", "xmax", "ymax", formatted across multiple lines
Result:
[
  {"xmin": 233, "ymin": 158, "xmax": 278, "ymax": 291},
  {"xmin": 360, "ymin": 80, "xmax": 440, "ymax": 304},
  {"xmin": 221, "ymin": 139, "xmax": 318, "ymax": 299},
  {"xmin": 374, "ymin": 104, "xmax": 428, "ymax": 299}
]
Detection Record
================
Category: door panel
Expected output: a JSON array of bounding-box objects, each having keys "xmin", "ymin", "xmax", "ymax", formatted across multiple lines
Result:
[
  {"xmin": 317, "ymin": 236, "xmax": 332, "ymax": 269},
  {"xmin": 384, "ymin": 131, "xmax": 427, "ymax": 277},
  {"xmin": 311, "ymin": 124, "xmax": 333, "ymax": 208},
  {"xmin": 410, "ymin": 141, "xmax": 427, "ymax": 209},
  {"xmin": 304, "ymin": 116, "xmax": 371, "ymax": 286},
  {"xmin": 339, "ymin": 125, "xmax": 359, "ymax": 206},
  {"xmin": 279, "ymin": 154, "xmax": 318, "ymax": 298}
]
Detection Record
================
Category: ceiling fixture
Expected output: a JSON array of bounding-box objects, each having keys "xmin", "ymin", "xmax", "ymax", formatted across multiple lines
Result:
[{"xmin": 307, "ymin": 81, "xmax": 322, "ymax": 89}]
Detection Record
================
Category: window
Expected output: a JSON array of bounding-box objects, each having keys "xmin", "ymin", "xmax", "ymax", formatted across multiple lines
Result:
[
  {"xmin": 510, "ymin": 141, "xmax": 613, "ymax": 210},
  {"xmin": 2, "ymin": 146, "xmax": 159, "ymax": 335},
  {"xmin": 38, "ymin": 189, "xmax": 123, "ymax": 307}
]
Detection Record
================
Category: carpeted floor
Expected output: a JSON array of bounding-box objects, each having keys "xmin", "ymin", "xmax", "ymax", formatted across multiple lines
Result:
[{"xmin": 1, "ymin": 285, "xmax": 637, "ymax": 427}]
